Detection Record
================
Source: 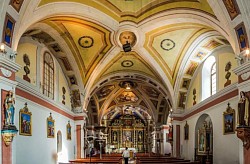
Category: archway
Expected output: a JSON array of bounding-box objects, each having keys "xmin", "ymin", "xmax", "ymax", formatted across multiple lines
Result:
[{"xmin": 195, "ymin": 114, "xmax": 213, "ymax": 163}]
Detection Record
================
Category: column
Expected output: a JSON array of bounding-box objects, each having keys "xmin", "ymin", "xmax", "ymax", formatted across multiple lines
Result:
[
  {"xmin": 160, "ymin": 125, "xmax": 171, "ymax": 155},
  {"xmin": 75, "ymin": 117, "xmax": 86, "ymax": 159}
]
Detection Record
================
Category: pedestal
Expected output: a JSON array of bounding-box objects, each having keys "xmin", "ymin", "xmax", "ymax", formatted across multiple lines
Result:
[{"xmin": 236, "ymin": 127, "xmax": 250, "ymax": 164}]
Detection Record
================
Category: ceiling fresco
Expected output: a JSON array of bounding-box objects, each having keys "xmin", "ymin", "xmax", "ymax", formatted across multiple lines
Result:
[
  {"xmin": 144, "ymin": 23, "xmax": 214, "ymax": 85},
  {"xmin": 18, "ymin": 0, "xmax": 233, "ymax": 124},
  {"xmin": 38, "ymin": 0, "xmax": 215, "ymax": 23},
  {"xmin": 41, "ymin": 17, "xmax": 113, "ymax": 84}
]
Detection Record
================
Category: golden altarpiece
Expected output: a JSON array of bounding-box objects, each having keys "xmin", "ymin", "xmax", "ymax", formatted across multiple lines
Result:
[{"xmin": 107, "ymin": 114, "xmax": 147, "ymax": 152}]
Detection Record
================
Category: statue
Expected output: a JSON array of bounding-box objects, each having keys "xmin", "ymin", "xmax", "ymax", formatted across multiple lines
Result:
[
  {"xmin": 238, "ymin": 91, "xmax": 249, "ymax": 126},
  {"xmin": 4, "ymin": 90, "xmax": 15, "ymax": 126},
  {"xmin": 113, "ymin": 131, "xmax": 117, "ymax": 141}
]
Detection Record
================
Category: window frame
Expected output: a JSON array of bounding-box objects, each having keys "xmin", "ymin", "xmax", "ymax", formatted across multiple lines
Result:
[
  {"xmin": 210, "ymin": 62, "xmax": 216, "ymax": 95},
  {"xmin": 43, "ymin": 52, "xmax": 54, "ymax": 99}
]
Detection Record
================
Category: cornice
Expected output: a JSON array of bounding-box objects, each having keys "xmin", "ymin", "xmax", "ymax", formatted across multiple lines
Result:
[
  {"xmin": 173, "ymin": 83, "xmax": 238, "ymax": 120},
  {"xmin": 16, "ymin": 79, "xmax": 85, "ymax": 118},
  {"xmin": 233, "ymin": 61, "xmax": 250, "ymax": 76},
  {"xmin": 0, "ymin": 56, "xmax": 21, "ymax": 73},
  {"xmin": 0, "ymin": 76, "xmax": 18, "ymax": 87}
]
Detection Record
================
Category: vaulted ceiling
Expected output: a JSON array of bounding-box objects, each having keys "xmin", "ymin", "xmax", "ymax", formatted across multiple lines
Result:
[{"xmin": 19, "ymin": 0, "xmax": 231, "ymax": 125}]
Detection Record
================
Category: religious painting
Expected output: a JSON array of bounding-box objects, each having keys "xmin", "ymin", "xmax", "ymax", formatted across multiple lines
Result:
[
  {"xmin": 194, "ymin": 51, "xmax": 207, "ymax": 61},
  {"xmin": 96, "ymin": 85, "xmax": 115, "ymax": 99},
  {"xmin": 2, "ymin": 13, "xmax": 15, "ymax": 47},
  {"xmin": 184, "ymin": 121, "xmax": 189, "ymax": 140},
  {"xmin": 235, "ymin": 23, "xmax": 249, "ymax": 52},
  {"xmin": 142, "ymin": 86, "xmax": 160, "ymax": 98},
  {"xmin": 68, "ymin": 75, "xmax": 77, "ymax": 85},
  {"xmin": 222, "ymin": 0, "xmax": 240, "ymax": 20},
  {"xmin": 202, "ymin": 40, "xmax": 222, "ymax": 51},
  {"xmin": 123, "ymin": 130, "xmax": 132, "ymax": 142},
  {"xmin": 178, "ymin": 92, "xmax": 186, "ymax": 108},
  {"xmin": 71, "ymin": 89, "xmax": 81, "ymax": 108},
  {"xmin": 9, "ymin": 0, "xmax": 25, "ymax": 12},
  {"xmin": 223, "ymin": 104, "xmax": 235, "ymax": 135},
  {"xmin": 47, "ymin": 113, "xmax": 55, "ymax": 138},
  {"xmin": 185, "ymin": 61, "xmax": 198, "ymax": 76},
  {"xmin": 66, "ymin": 121, "xmax": 71, "ymax": 140},
  {"xmin": 198, "ymin": 129, "xmax": 206, "ymax": 153},
  {"xmin": 182, "ymin": 78, "xmax": 191, "ymax": 89},
  {"xmin": 116, "ymin": 91, "xmax": 139, "ymax": 103},
  {"xmin": 19, "ymin": 103, "xmax": 32, "ymax": 136}
]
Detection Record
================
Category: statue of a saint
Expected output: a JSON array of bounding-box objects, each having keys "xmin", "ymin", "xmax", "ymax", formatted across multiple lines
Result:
[
  {"xmin": 113, "ymin": 131, "xmax": 117, "ymax": 141},
  {"xmin": 238, "ymin": 91, "xmax": 249, "ymax": 126},
  {"xmin": 4, "ymin": 91, "xmax": 15, "ymax": 126}
]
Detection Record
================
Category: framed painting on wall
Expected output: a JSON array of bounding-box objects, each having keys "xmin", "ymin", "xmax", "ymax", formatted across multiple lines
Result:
[
  {"xmin": 47, "ymin": 113, "xmax": 55, "ymax": 138},
  {"xmin": 222, "ymin": 0, "xmax": 240, "ymax": 20},
  {"xmin": 235, "ymin": 22, "xmax": 249, "ymax": 52},
  {"xmin": 66, "ymin": 121, "xmax": 71, "ymax": 140},
  {"xmin": 223, "ymin": 103, "xmax": 235, "ymax": 135},
  {"xmin": 9, "ymin": 0, "xmax": 25, "ymax": 12},
  {"xmin": 2, "ymin": 13, "xmax": 15, "ymax": 47},
  {"xmin": 19, "ymin": 103, "xmax": 32, "ymax": 136}
]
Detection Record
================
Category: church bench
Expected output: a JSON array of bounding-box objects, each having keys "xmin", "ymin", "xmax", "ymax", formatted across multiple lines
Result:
[
  {"xmin": 69, "ymin": 158, "xmax": 122, "ymax": 164},
  {"xmin": 137, "ymin": 159, "xmax": 192, "ymax": 164}
]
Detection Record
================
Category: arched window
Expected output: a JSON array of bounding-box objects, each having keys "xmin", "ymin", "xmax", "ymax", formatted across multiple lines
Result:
[
  {"xmin": 43, "ymin": 52, "xmax": 54, "ymax": 99},
  {"xmin": 202, "ymin": 56, "xmax": 216, "ymax": 100},
  {"xmin": 210, "ymin": 63, "xmax": 216, "ymax": 95}
]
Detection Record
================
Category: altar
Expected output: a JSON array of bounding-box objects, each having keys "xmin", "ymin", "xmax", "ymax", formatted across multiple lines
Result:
[{"xmin": 107, "ymin": 114, "xmax": 147, "ymax": 152}]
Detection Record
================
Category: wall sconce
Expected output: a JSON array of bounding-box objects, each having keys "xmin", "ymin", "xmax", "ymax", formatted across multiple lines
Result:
[
  {"xmin": 236, "ymin": 48, "xmax": 250, "ymax": 64},
  {"xmin": 245, "ymin": 49, "xmax": 250, "ymax": 62},
  {"xmin": 0, "ymin": 44, "xmax": 6, "ymax": 54}
]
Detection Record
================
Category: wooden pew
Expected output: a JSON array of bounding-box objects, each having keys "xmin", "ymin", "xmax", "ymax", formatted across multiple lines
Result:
[{"xmin": 69, "ymin": 157, "xmax": 122, "ymax": 164}]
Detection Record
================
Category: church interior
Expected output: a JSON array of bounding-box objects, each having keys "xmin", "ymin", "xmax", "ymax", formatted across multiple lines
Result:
[{"xmin": 0, "ymin": 0, "xmax": 250, "ymax": 164}]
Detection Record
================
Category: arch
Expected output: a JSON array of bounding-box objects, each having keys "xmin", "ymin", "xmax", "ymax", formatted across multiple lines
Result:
[{"xmin": 195, "ymin": 114, "xmax": 213, "ymax": 162}]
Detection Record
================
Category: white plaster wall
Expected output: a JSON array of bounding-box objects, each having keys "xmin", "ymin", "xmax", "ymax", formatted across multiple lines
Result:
[
  {"xmin": 14, "ymin": 96, "xmax": 75, "ymax": 164},
  {"xmin": 181, "ymin": 96, "xmax": 240, "ymax": 164}
]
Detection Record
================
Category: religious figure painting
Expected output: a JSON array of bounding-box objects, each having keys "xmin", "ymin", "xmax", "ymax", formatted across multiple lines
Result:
[
  {"xmin": 185, "ymin": 61, "xmax": 198, "ymax": 76},
  {"xmin": 66, "ymin": 121, "xmax": 71, "ymax": 140},
  {"xmin": 222, "ymin": 0, "xmax": 240, "ymax": 20},
  {"xmin": 235, "ymin": 23, "xmax": 249, "ymax": 52},
  {"xmin": 19, "ymin": 103, "xmax": 32, "ymax": 136},
  {"xmin": 9, "ymin": 0, "xmax": 25, "ymax": 12},
  {"xmin": 47, "ymin": 113, "xmax": 55, "ymax": 138},
  {"xmin": 223, "ymin": 103, "xmax": 235, "ymax": 134},
  {"xmin": 2, "ymin": 13, "xmax": 15, "ymax": 47}
]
